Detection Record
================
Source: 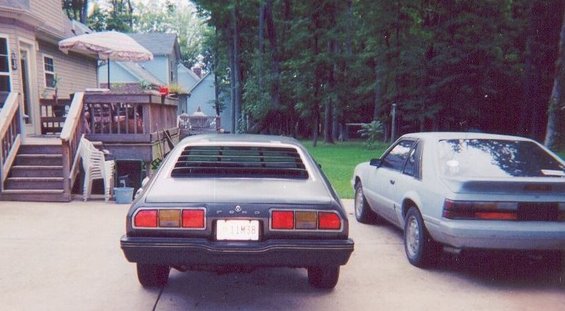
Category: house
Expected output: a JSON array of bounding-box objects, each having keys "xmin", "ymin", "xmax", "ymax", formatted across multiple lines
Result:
[
  {"xmin": 184, "ymin": 72, "xmax": 233, "ymax": 132},
  {"xmin": 0, "ymin": 3, "xmax": 180, "ymax": 202},
  {"xmin": 98, "ymin": 32, "xmax": 181, "ymax": 91},
  {"xmin": 177, "ymin": 63, "xmax": 199, "ymax": 92},
  {"xmin": 0, "ymin": 0, "xmax": 97, "ymax": 136}
]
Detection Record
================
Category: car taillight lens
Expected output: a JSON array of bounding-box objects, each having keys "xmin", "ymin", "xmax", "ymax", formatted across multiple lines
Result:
[
  {"xmin": 159, "ymin": 209, "xmax": 181, "ymax": 227},
  {"xmin": 134, "ymin": 210, "xmax": 158, "ymax": 227},
  {"xmin": 272, "ymin": 211, "xmax": 294, "ymax": 229},
  {"xmin": 318, "ymin": 212, "xmax": 342, "ymax": 230},
  {"xmin": 296, "ymin": 211, "xmax": 317, "ymax": 229},
  {"xmin": 443, "ymin": 200, "xmax": 518, "ymax": 220},
  {"xmin": 133, "ymin": 208, "xmax": 205, "ymax": 229},
  {"xmin": 182, "ymin": 209, "xmax": 205, "ymax": 229},
  {"xmin": 271, "ymin": 209, "xmax": 342, "ymax": 231}
]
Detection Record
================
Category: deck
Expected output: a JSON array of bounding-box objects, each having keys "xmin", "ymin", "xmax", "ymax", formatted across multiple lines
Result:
[{"xmin": 0, "ymin": 91, "xmax": 183, "ymax": 201}]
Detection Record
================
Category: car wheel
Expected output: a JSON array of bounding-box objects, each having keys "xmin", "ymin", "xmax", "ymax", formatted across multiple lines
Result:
[
  {"xmin": 354, "ymin": 183, "xmax": 378, "ymax": 223},
  {"xmin": 308, "ymin": 266, "xmax": 340, "ymax": 289},
  {"xmin": 404, "ymin": 207, "xmax": 440, "ymax": 268},
  {"xmin": 137, "ymin": 263, "xmax": 170, "ymax": 287}
]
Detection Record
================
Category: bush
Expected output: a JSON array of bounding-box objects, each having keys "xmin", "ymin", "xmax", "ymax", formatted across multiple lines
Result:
[{"xmin": 358, "ymin": 120, "xmax": 384, "ymax": 149}]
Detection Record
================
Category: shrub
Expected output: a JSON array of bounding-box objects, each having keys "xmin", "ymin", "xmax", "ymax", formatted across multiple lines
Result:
[{"xmin": 358, "ymin": 120, "xmax": 384, "ymax": 149}]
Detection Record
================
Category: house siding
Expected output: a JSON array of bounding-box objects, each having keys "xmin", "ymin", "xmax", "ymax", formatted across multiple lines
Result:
[
  {"xmin": 141, "ymin": 57, "xmax": 169, "ymax": 84},
  {"xmin": 0, "ymin": 22, "xmax": 36, "ymax": 95},
  {"xmin": 37, "ymin": 41, "xmax": 97, "ymax": 99},
  {"xmin": 185, "ymin": 73, "xmax": 232, "ymax": 131}
]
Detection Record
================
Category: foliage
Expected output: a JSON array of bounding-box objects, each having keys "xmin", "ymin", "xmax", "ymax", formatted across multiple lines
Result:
[
  {"xmin": 138, "ymin": 80, "xmax": 152, "ymax": 91},
  {"xmin": 87, "ymin": 0, "xmax": 134, "ymax": 32},
  {"xmin": 166, "ymin": 83, "xmax": 187, "ymax": 94},
  {"xmin": 189, "ymin": 0, "xmax": 564, "ymax": 144},
  {"xmin": 62, "ymin": 0, "xmax": 88, "ymax": 24},
  {"xmin": 303, "ymin": 140, "xmax": 388, "ymax": 199},
  {"xmin": 358, "ymin": 120, "xmax": 384, "ymax": 149},
  {"xmin": 133, "ymin": 1, "xmax": 213, "ymax": 69}
]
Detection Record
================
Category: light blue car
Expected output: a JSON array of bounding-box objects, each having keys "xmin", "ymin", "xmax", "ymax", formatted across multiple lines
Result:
[{"xmin": 352, "ymin": 132, "xmax": 565, "ymax": 267}]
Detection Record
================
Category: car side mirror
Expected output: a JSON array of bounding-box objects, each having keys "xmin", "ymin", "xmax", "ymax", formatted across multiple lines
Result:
[{"xmin": 369, "ymin": 158, "xmax": 382, "ymax": 167}]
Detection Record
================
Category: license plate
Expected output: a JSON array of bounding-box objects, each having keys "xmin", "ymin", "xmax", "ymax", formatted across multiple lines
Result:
[{"xmin": 216, "ymin": 220, "xmax": 260, "ymax": 241}]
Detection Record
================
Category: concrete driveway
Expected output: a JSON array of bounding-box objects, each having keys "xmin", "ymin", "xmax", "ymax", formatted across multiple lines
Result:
[{"xmin": 1, "ymin": 200, "xmax": 564, "ymax": 311}]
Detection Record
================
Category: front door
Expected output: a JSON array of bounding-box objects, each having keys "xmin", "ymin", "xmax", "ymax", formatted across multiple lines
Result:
[{"xmin": 19, "ymin": 43, "xmax": 38, "ymax": 135}]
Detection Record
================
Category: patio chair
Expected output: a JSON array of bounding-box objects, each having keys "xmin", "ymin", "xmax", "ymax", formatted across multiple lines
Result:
[{"xmin": 79, "ymin": 137, "xmax": 115, "ymax": 202}]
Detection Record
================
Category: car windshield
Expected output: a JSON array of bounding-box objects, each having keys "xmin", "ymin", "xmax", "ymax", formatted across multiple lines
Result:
[{"xmin": 438, "ymin": 139, "xmax": 565, "ymax": 178}]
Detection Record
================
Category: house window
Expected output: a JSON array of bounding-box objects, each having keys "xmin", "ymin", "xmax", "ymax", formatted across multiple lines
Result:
[
  {"xmin": 44, "ymin": 55, "xmax": 56, "ymax": 88},
  {"xmin": 0, "ymin": 37, "xmax": 11, "ymax": 92}
]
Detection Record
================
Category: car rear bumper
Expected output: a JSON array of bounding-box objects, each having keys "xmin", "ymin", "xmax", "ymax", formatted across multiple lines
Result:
[
  {"xmin": 430, "ymin": 220, "xmax": 565, "ymax": 250},
  {"xmin": 121, "ymin": 236, "xmax": 354, "ymax": 267}
]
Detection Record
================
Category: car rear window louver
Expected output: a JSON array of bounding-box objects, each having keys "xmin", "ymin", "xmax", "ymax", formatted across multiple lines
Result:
[{"xmin": 171, "ymin": 146, "xmax": 309, "ymax": 179}]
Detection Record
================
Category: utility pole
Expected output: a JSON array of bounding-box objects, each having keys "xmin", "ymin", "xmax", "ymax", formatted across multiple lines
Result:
[{"xmin": 391, "ymin": 103, "xmax": 397, "ymax": 142}]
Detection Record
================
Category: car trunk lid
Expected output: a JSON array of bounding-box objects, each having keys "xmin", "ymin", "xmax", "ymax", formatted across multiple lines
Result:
[{"xmin": 144, "ymin": 177, "xmax": 333, "ymax": 204}]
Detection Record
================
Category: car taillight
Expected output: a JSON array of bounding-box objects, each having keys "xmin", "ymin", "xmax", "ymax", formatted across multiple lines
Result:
[
  {"xmin": 272, "ymin": 211, "xmax": 294, "ymax": 229},
  {"xmin": 133, "ymin": 208, "xmax": 206, "ymax": 229},
  {"xmin": 134, "ymin": 210, "xmax": 158, "ymax": 227},
  {"xmin": 271, "ymin": 209, "xmax": 342, "ymax": 231},
  {"xmin": 442, "ymin": 200, "xmax": 518, "ymax": 220},
  {"xmin": 182, "ymin": 209, "xmax": 205, "ymax": 229},
  {"xmin": 318, "ymin": 212, "xmax": 342, "ymax": 230}
]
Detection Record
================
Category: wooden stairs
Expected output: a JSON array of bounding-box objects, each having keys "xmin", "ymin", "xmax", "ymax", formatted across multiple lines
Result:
[{"xmin": 1, "ymin": 144, "xmax": 70, "ymax": 202}]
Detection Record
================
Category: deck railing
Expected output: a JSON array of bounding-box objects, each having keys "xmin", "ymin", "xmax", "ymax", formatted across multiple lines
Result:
[
  {"xmin": 0, "ymin": 92, "xmax": 22, "ymax": 190},
  {"xmin": 40, "ymin": 98, "xmax": 72, "ymax": 134},
  {"xmin": 84, "ymin": 93, "xmax": 178, "ymax": 143}
]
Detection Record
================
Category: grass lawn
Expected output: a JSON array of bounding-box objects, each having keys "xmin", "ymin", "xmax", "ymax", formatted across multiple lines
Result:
[{"xmin": 302, "ymin": 140, "xmax": 388, "ymax": 199}]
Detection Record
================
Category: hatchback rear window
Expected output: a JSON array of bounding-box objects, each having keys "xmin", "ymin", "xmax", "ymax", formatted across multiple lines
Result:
[
  {"xmin": 171, "ymin": 145, "xmax": 309, "ymax": 179},
  {"xmin": 438, "ymin": 139, "xmax": 565, "ymax": 178}
]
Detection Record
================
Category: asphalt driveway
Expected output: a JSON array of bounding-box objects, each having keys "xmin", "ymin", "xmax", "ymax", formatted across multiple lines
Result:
[{"xmin": 1, "ymin": 200, "xmax": 564, "ymax": 311}]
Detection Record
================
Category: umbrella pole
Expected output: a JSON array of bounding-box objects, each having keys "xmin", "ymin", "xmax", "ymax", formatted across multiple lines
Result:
[{"xmin": 107, "ymin": 60, "xmax": 111, "ymax": 89}]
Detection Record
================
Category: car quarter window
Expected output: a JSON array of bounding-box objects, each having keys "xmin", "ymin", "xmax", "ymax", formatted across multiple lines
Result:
[{"xmin": 381, "ymin": 140, "xmax": 416, "ymax": 172}]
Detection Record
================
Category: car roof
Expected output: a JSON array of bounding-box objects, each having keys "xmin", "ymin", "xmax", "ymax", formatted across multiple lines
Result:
[
  {"xmin": 400, "ymin": 132, "xmax": 535, "ymax": 142},
  {"xmin": 179, "ymin": 134, "xmax": 302, "ymax": 146}
]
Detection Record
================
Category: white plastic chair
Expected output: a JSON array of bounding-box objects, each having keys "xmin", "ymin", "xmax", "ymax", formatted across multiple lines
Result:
[{"xmin": 79, "ymin": 137, "xmax": 115, "ymax": 202}]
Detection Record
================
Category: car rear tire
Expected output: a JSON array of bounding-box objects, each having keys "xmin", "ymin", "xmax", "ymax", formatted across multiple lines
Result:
[
  {"xmin": 354, "ymin": 183, "xmax": 378, "ymax": 223},
  {"xmin": 308, "ymin": 266, "xmax": 340, "ymax": 289},
  {"xmin": 137, "ymin": 263, "xmax": 170, "ymax": 287},
  {"xmin": 404, "ymin": 207, "xmax": 440, "ymax": 268}
]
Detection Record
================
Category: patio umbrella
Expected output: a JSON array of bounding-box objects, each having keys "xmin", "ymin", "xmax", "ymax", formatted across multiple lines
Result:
[{"xmin": 58, "ymin": 31, "xmax": 153, "ymax": 89}]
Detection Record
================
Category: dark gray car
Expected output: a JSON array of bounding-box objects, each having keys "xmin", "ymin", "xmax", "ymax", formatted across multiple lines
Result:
[{"xmin": 121, "ymin": 134, "xmax": 354, "ymax": 289}]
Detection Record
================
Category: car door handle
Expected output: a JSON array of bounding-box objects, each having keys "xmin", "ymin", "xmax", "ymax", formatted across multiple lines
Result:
[{"xmin": 389, "ymin": 179, "xmax": 395, "ymax": 185}]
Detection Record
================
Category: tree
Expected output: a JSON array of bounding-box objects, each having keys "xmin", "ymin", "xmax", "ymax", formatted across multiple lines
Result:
[
  {"xmin": 88, "ymin": 0, "xmax": 134, "ymax": 32},
  {"xmin": 190, "ymin": 0, "xmax": 565, "ymax": 145},
  {"xmin": 545, "ymin": 5, "xmax": 565, "ymax": 149},
  {"xmin": 63, "ymin": 0, "xmax": 89, "ymax": 24},
  {"xmin": 134, "ymin": 1, "xmax": 212, "ymax": 68}
]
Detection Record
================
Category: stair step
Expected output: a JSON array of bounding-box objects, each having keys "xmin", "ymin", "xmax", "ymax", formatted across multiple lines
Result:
[
  {"xmin": 15, "ymin": 154, "xmax": 63, "ymax": 166},
  {"xmin": 19, "ymin": 145, "xmax": 63, "ymax": 154},
  {"xmin": 5, "ymin": 177, "xmax": 64, "ymax": 190},
  {"xmin": 9, "ymin": 166, "xmax": 64, "ymax": 177},
  {"xmin": 0, "ymin": 189, "xmax": 69, "ymax": 202}
]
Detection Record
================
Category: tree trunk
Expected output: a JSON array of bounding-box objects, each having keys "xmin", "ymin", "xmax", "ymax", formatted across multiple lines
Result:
[
  {"xmin": 232, "ymin": 1, "xmax": 242, "ymax": 132},
  {"xmin": 545, "ymin": 6, "xmax": 565, "ymax": 148},
  {"xmin": 324, "ymin": 40, "xmax": 336, "ymax": 144},
  {"xmin": 258, "ymin": 0, "xmax": 265, "ymax": 95},
  {"xmin": 265, "ymin": 0, "xmax": 281, "ymax": 111}
]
